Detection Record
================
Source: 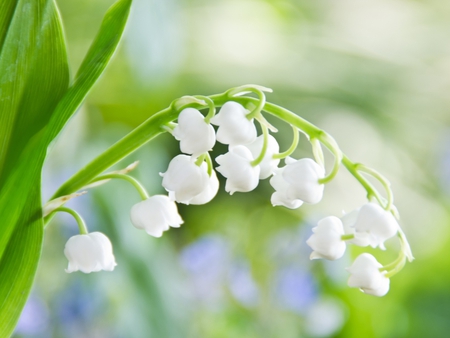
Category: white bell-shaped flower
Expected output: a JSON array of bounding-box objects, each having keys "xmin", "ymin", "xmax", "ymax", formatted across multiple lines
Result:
[
  {"xmin": 282, "ymin": 158, "xmax": 325, "ymax": 204},
  {"xmin": 216, "ymin": 145, "xmax": 260, "ymax": 194},
  {"xmin": 161, "ymin": 154, "xmax": 209, "ymax": 204},
  {"xmin": 130, "ymin": 195, "xmax": 184, "ymax": 237},
  {"xmin": 246, "ymin": 134, "xmax": 280, "ymax": 179},
  {"xmin": 172, "ymin": 108, "xmax": 216, "ymax": 158},
  {"xmin": 269, "ymin": 159, "xmax": 303, "ymax": 209},
  {"xmin": 347, "ymin": 253, "xmax": 390, "ymax": 297},
  {"xmin": 306, "ymin": 216, "xmax": 346, "ymax": 260},
  {"xmin": 210, "ymin": 101, "xmax": 257, "ymax": 146},
  {"xmin": 353, "ymin": 203, "xmax": 399, "ymax": 249},
  {"xmin": 64, "ymin": 232, "xmax": 117, "ymax": 273},
  {"xmin": 341, "ymin": 210, "xmax": 371, "ymax": 247},
  {"xmin": 189, "ymin": 168, "xmax": 220, "ymax": 205}
]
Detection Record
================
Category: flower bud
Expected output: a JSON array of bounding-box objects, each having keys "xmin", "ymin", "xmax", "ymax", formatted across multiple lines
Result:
[
  {"xmin": 347, "ymin": 253, "xmax": 390, "ymax": 297},
  {"xmin": 173, "ymin": 108, "xmax": 216, "ymax": 158},
  {"xmin": 353, "ymin": 203, "xmax": 399, "ymax": 249},
  {"xmin": 245, "ymin": 134, "xmax": 280, "ymax": 179},
  {"xmin": 161, "ymin": 155, "xmax": 209, "ymax": 204},
  {"xmin": 210, "ymin": 101, "xmax": 256, "ymax": 146},
  {"xmin": 282, "ymin": 158, "xmax": 325, "ymax": 204},
  {"xmin": 306, "ymin": 216, "xmax": 346, "ymax": 260},
  {"xmin": 216, "ymin": 145, "xmax": 260, "ymax": 194},
  {"xmin": 64, "ymin": 232, "xmax": 117, "ymax": 273},
  {"xmin": 130, "ymin": 195, "xmax": 183, "ymax": 237}
]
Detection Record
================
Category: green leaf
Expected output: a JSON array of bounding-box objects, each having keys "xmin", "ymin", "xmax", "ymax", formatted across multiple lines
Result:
[
  {"xmin": 0, "ymin": 0, "xmax": 133, "ymax": 335},
  {"xmin": 45, "ymin": 0, "xmax": 132, "ymax": 141}
]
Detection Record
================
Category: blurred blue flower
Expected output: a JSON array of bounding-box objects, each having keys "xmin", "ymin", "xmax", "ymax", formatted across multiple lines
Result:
[
  {"xmin": 15, "ymin": 295, "xmax": 49, "ymax": 336},
  {"xmin": 180, "ymin": 235, "xmax": 230, "ymax": 303},
  {"xmin": 228, "ymin": 260, "xmax": 260, "ymax": 308},
  {"xmin": 274, "ymin": 266, "xmax": 318, "ymax": 314}
]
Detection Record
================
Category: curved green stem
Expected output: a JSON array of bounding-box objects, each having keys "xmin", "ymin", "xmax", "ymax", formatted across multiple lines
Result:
[
  {"xmin": 341, "ymin": 234, "xmax": 355, "ymax": 241},
  {"xmin": 310, "ymin": 138, "xmax": 324, "ymax": 168},
  {"xmin": 273, "ymin": 125, "xmax": 299, "ymax": 160},
  {"xmin": 356, "ymin": 164, "xmax": 393, "ymax": 211},
  {"xmin": 90, "ymin": 173, "xmax": 150, "ymax": 200},
  {"xmin": 251, "ymin": 122, "xmax": 269, "ymax": 166},
  {"xmin": 194, "ymin": 95, "xmax": 216, "ymax": 123},
  {"xmin": 384, "ymin": 256, "xmax": 406, "ymax": 278},
  {"xmin": 205, "ymin": 152, "xmax": 213, "ymax": 176},
  {"xmin": 52, "ymin": 207, "xmax": 88, "ymax": 235},
  {"xmin": 228, "ymin": 85, "xmax": 268, "ymax": 120},
  {"xmin": 195, "ymin": 154, "xmax": 206, "ymax": 166}
]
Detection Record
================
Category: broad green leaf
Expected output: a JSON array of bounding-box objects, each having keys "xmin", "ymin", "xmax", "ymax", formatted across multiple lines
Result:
[
  {"xmin": 0, "ymin": 0, "xmax": 132, "ymax": 335},
  {"xmin": 0, "ymin": 0, "xmax": 69, "ymax": 185},
  {"xmin": 45, "ymin": 0, "xmax": 132, "ymax": 141}
]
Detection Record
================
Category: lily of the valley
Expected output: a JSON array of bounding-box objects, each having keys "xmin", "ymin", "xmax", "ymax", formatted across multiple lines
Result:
[
  {"xmin": 189, "ymin": 168, "xmax": 220, "ymax": 205},
  {"xmin": 352, "ymin": 203, "xmax": 399, "ymax": 250},
  {"xmin": 245, "ymin": 134, "xmax": 280, "ymax": 179},
  {"xmin": 306, "ymin": 216, "xmax": 346, "ymax": 260},
  {"xmin": 347, "ymin": 253, "xmax": 390, "ymax": 297},
  {"xmin": 210, "ymin": 101, "xmax": 257, "ymax": 146},
  {"xmin": 161, "ymin": 154, "xmax": 209, "ymax": 204},
  {"xmin": 216, "ymin": 145, "xmax": 260, "ymax": 194},
  {"xmin": 64, "ymin": 232, "xmax": 117, "ymax": 273},
  {"xmin": 130, "ymin": 195, "xmax": 183, "ymax": 237},
  {"xmin": 172, "ymin": 108, "xmax": 216, "ymax": 158},
  {"xmin": 269, "ymin": 161, "xmax": 303, "ymax": 209},
  {"xmin": 282, "ymin": 158, "xmax": 325, "ymax": 204}
]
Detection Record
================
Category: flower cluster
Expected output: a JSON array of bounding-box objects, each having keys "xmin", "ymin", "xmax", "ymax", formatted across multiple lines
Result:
[{"xmin": 47, "ymin": 85, "xmax": 411, "ymax": 297}]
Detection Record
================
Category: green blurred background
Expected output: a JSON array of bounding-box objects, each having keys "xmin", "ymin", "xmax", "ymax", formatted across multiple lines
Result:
[{"xmin": 13, "ymin": 0, "xmax": 450, "ymax": 337}]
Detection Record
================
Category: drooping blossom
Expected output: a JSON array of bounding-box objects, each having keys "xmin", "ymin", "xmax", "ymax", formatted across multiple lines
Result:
[
  {"xmin": 281, "ymin": 158, "xmax": 325, "ymax": 204},
  {"xmin": 173, "ymin": 108, "xmax": 216, "ymax": 158},
  {"xmin": 161, "ymin": 154, "xmax": 209, "ymax": 204},
  {"xmin": 64, "ymin": 232, "xmax": 117, "ymax": 273},
  {"xmin": 269, "ymin": 159, "xmax": 303, "ymax": 209},
  {"xmin": 353, "ymin": 203, "xmax": 399, "ymax": 249},
  {"xmin": 306, "ymin": 216, "xmax": 346, "ymax": 260},
  {"xmin": 347, "ymin": 253, "xmax": 390, "ymax": 297},
  {"xmin": 130, "ymin": 195, "xmax": 183, "ymax": 237},
  {"xmin": 210, "ymin": 101, "xmax": 256, "ymax": 146},
  {"xmin": 216, "ymin": 145, "xmax": 260, "ymax": 194}
]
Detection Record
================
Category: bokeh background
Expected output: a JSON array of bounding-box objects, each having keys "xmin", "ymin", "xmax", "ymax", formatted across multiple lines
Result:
[{"xmin": 13, "ymin": 0, "xmax": 450, "ymax": 337}]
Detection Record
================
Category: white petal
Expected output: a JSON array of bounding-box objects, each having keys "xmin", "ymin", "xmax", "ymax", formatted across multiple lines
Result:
[
  {"xmin": 173, "ymin": 108, "xmax": 216, "ymax": 157},
  {"xmin": 216, "ymin": 146, "xmax": 260, "ymax": 194},
  {"xmin": 353, "ymin": 203, "xmax": 399, "ymax": 249},
  {"xmin": 189, "ymin": 168, "xmax": 220, "ymax": 205},
  {"xmin": 130, "ymin": 195, "xmax": 183, "ymax": 237},
  {"xmin": 306, "ymin": 216, "xmax": 346, "ymax": 260},
  {"xmin": 246, "ymin": 134, "xmax": 280, "ymax": 179},
  {"xmin": 64, "ymin": 232, "xmax": 116, "ymax": 273},
  {"xmin": 269, "ymin": 168, "xmax": 303, "ymax": 209},
  {"xmin": 161, "ymin": 155, "xmax": 210, "ymax": 204},
  {"xmin": 283, "ymin": 158, "xmax": 325, "ymax": 204},
  {"xmin": 210, "ymin": 101, "xmax": 256, "ymax": 146}
]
